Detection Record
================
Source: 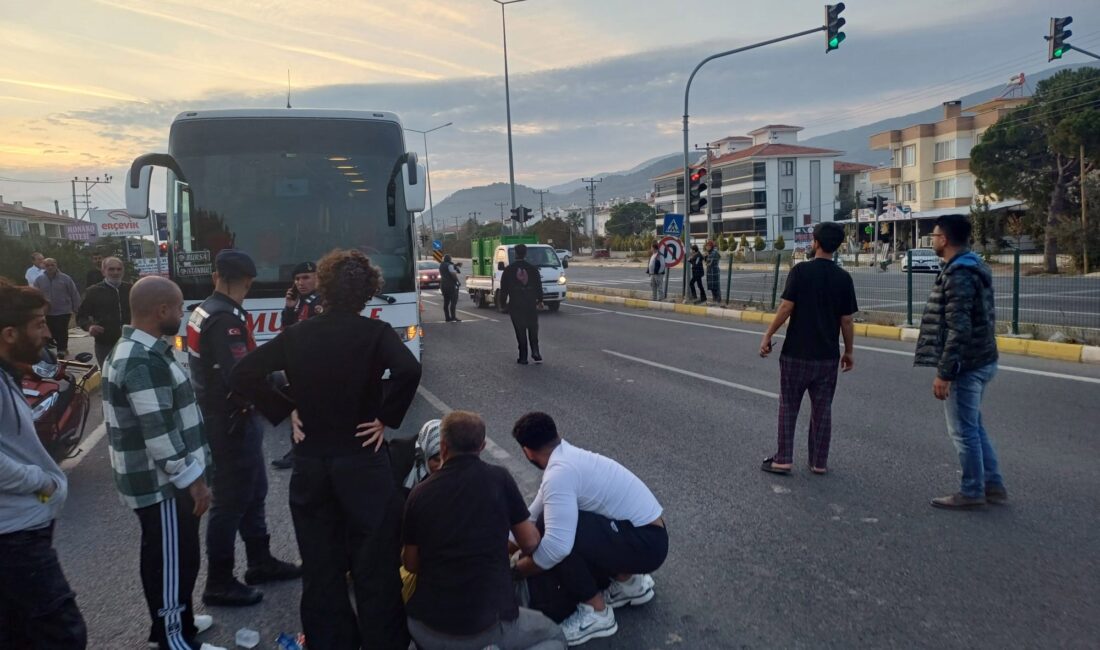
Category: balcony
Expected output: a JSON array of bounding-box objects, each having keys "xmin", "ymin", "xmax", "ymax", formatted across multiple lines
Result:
[
  {"xmin": 870, "ymin": 167, "xmax": 900, "ymax": 184},
  {"xmin": 869, "ymin": 131, "xmax": 902, "ymax": 150},
  {"xmin": 933, "ymin": 158, "xmax": 970, "ymax": 174}
]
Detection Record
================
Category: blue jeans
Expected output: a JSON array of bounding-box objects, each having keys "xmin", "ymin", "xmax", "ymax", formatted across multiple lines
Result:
[{"xmin": 943, "ymin": 362, "xmax": 1004, "ymax": 498}]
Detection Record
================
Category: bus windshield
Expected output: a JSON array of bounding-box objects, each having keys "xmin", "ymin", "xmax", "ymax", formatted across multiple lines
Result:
[{"xmin": 168, "ymin": 117, "xmax": 414, "ymax": 300}]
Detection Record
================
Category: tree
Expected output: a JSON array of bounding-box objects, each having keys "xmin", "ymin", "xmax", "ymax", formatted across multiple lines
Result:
[
  {"xmin": 565, "ymin": 210, "xmax": 585, "ymax": 234},
  {"xmin": 971, "ymin": 68, "xmax": 1100, "ymax": 273},
  {"xmin": 740, "ymin": 234, "xmax": 750, "ymax": 251},
  {"xmin": 605, "ymin": 202, "xmax": 656, "ymax": 238},
  {"xmin": 774, "ymin": 235, "xmax": 786, "ymax": 251},
  {"xmin": 753, "ymin": 235, "xmax": 766, "ymax": 252}
]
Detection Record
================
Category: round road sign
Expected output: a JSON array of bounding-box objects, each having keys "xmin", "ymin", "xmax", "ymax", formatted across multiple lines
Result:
[{"xmin": 657, "ymin": 236, "xmax": 685, "ymax": 268}]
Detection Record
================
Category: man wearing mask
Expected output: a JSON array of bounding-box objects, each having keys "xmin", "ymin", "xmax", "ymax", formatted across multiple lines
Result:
[
  {"xmin": 271, "ymin": 261, "xmax": 322, "ymax": 471},
  {"xmin": 33, "ymin": 258, "xmax": 82, "ymax": 359},
  {"xmin": 500, "ymin": 244, "xmax": 544, "ymax": 365},
  {"xmin": 188, "ymin": 250, "xmax": 299, "ymax": 607},
  {"xmin": 0, "ymin": 278, "xmax": 87, "ymax": 648},
  {"xmin": 77, "ymin": 257, "xmax": 132, "ymax": 368},
  {"xmin": 439, "ymin": 255, "xmax": 462, "ymax": 323}
]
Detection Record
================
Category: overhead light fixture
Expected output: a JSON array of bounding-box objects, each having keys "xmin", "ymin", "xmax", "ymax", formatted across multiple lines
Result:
[
  {"xmin": 350, "ymin": 179, "xmax": 366, "ymax": 183},
  {"xmin": 354, "ymin": 188, "xmax": 370, "ymax": 193},
  {"xmin": 343, "ymin": 171, "xmax": 360, "ymax": 176},
  {"xmin": 335, "ymin": 165, "xmax": 355, "ymax": 169},
  {"xmin": 328, "ymin": 156, "xmax": 349, "ymax": 161}
]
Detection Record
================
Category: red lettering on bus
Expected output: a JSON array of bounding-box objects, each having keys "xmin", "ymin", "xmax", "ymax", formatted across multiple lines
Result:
[{"xmin": 370, "ymin": 308, "xmax": 383, "ymax": 319}]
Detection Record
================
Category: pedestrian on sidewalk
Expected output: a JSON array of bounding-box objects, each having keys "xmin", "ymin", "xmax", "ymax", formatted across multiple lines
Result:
[
  {"xmin": 77, "ymin": 256, "xmax": 132, "ymax": 369},
  {"xmin": 85, "ymin": 253, "xmax": 104, "ymax": 289},
  {"xmin": 647, "ymin": 242, "xmax": 666, "ymax": 301},
  {"xmin": 230, "ymin": 248, "xmax": 421, "ymax": 649},
  {"xmin": 402, "ymin": 411, "xmax": 566, "ymax": 650},
  {"xmin": 25, "ymin": 251, "xmax": 45, "ymax": 287},
  {"xmin": 439, "ymin": 255, "xmax": 462, "ymax": 323},
  {"xmin": 704, "ymin": 240, "xmax": 721, "ymax": 304},
  {"xmin": 915, "ymin": 214, "xmax": 1005, "ymax": 510},
  {"xmin": 101, "ymin": 276, "xmax": 216, "ymax": 650},
  {"xmin": 512, "ymin": 412, "xmax": 667, "ymax": 647},
  {"xmin": 501, "ymin": 244, "xmax": 544, "ymax": 365},
  {"xmin": 188, "ymin": 250, "xmax": 300, "ymax": 608},
  {"xmin": 688, "ymin": 245, "xmax": 705, "ymax": 304},
  {"xmin": 0, "ymin": 278, "xmax": 87, "ymax": 649},
  {"xmin": 271, "ymin": 261, "xmax": 322, "ymax": 471},
  {"xmin": 759, "ymin": 222, "xmax": 857, "ymax": 475},
  {"xmin": 33, "ymin": 258, "xmax": 81, "ymax": 359}
]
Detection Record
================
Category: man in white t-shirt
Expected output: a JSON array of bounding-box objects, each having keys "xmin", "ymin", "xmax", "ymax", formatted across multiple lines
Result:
[
  {"xmin": 512, "ymin": 412, "xmax": 668, "ymax": 647},
  {"xmin": 25, "ymin": 252, "xmax": 45, "ymax": 286}
]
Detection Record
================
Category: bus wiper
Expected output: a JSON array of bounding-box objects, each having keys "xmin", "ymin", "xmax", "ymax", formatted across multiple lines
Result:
[{"xmin": 376, "ymin": 293, "xmax": 397, "ymax": 304}]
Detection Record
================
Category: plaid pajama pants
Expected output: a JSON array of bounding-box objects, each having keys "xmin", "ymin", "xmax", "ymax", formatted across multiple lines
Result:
[{"xmin": 775, "ymin": 356, "xmax": 840, "ymax": 468}]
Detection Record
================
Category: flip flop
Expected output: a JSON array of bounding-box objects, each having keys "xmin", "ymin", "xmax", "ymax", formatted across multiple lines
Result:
[
  {"xmin": 760, "ymin": 457, "xmax": 791, "ymax": 475},
  {"xmin": 809, "ymin": 466, "xmax": 828, "ymax": 475}
]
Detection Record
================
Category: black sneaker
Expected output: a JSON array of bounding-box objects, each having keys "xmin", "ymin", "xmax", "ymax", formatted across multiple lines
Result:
[
  {"xmin": 517, "ymin": 358, "xmax": 529, "ymax": 365},
  {"xmin": 532, "ymin": 354, "xmax": 543, "ymax": 364},
  {"xmin": 452, "ymin": 318, "xmax": 462, "ymax": 323},
  {"xmin": 244, "ymin": 558, "xmax": 302, "ymax": 585},
  {"xmin": 271, "ymin": 452, "xmax": 293, "ymax": 470},
  {"xmin": 202, "ymin": 579, "xmax": 263, "ymax": 607}
]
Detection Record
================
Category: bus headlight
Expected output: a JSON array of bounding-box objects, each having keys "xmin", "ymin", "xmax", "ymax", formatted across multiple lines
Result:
[
  {"xmin": 395, "ymin": 325, "xmax": 420, "ymax": 342},
  {"xmin": 174, "ymin": 335, "xmax": 186, "ymax": 352}
]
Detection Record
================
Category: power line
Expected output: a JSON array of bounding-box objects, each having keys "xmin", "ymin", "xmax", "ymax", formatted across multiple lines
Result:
[{"xmin": 0, "ymin": 175, "xmax": 71, "ymax": 184}]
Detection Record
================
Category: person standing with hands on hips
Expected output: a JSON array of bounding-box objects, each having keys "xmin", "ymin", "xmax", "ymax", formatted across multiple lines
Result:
[{"xmin": 759, "ymin": 222, "xmax": 857, "ymax": 476}]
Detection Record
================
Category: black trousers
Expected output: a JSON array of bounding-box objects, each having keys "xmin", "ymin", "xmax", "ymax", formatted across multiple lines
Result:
[
  {"xmin": 689, "ymin": 275, "xmax": 705, "ymax": 300},
  {"xmin": 290, "ymin": 450, "xmax": 408, "ymax": 650},
  {"xmin": 0, "ymin": 523, "xmax": 87, "ymax": 649},
  {"xmin": 206, "ymin": 415, "xmax": 268, "ymax": 568},
  {"xmin": 46, "ymin": 314, "xmax": 71, "ymax": 353},
  {"xmin": 510, "ymin": 307, "xmax": 540, "ymax": 360},
  {"xmin": 135, "ymin": 494, "xmax": 203, "ymax": 650},
  {"xmin": 548, "ymin": 511, "xmax": 668, "ymax": 605},
  {"xmin": 93, "ymin": 338, "xmax": 116, "ymax": 369},
  {"xmin": 441, "ymin": 285, "xmax": 458, "ymax": 320}
]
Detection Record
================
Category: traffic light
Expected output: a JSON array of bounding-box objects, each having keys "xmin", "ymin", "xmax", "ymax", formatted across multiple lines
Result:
[
  {"xmin": 510, "ymin": 206, "xmax": 533, "ymax": 223},
  {"xmin": 689, "ymin": 167, "xmax": 707, "ymax": 215},
  {"xmin": 826, "ymin": 3, "xmax": 846, "ymax": 53},
  {"xmin": 158, "ymin": 242, "xmax": 169, "ymax": 255},
  {"xmin": 1048, "ymin": 16, "xmax": 1073, "ymax": 61},
  {"xmin": 865, "ymin": 195, "xmax": 886, "ymax": 215}
]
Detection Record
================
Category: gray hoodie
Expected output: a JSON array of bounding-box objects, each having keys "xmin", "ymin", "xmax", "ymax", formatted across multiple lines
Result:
[{"xmin": 0, "ymin": 364, "xmax": 68, "ymax": 534}]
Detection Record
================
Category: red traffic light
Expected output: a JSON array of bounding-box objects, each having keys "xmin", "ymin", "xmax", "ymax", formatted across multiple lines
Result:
[
  {"xmin": 158, "ymin": 242, "xmax": 169, "ymax": 254},
  {"xmin": 690, "ymin": 168, "xmax": 707, "ymax": 183}
]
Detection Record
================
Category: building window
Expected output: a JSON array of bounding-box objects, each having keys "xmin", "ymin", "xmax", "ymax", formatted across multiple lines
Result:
[
  {"xmin": 903, "ymin": 145, "xmax": 916, "ymax": 167},
  {"xmin": 891, "ymin": 185, "xmax": 899, "ymax": 202},
  {"xmin": 710, "ymin": 196, "xmax": 724, "ymax": 214},
  {"xmin": 934, "ymin": 140, "xmax": 956, "ymax": 162},
  {"xmin": 903, "ymin": 183, "xmax": 916, "ymax": 202},
  {"xmin": 710, "ymin": 168, "xmax": 722, "ymax": 189},
  {"xmin": 781, "ymin": 189, "xmax": 794, "ymax": 210},
  {"xmin": 934, "ymin": 178, "xmax": 957, "ymax": 199},
  {"xmin": 781, "ymin": 160, "xmax": 794, "ymax": 176},
  {"xmin": 781, "ymin": 216, "xmax": 794, "ymax": 231},
  {"xmin": 724, "ymin": 190, "xmax": 767, "ymax": 212},
  {"xmin": 891, "ymin": 149, "xmax": 901, "ymax": 167}
]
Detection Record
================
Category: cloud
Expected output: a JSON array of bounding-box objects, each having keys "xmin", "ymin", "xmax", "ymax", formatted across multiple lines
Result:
[{"xmin": 0, "ymin": 77, "xmax": 145, "ymax": 103}]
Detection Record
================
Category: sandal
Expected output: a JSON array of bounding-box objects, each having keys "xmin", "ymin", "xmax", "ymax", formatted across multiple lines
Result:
[
  {"xmin": 760, "ymin": 457, "xmax": 791, "ymax": 475},
  {"xmin": 809, "ymin": 465, "xmax": 828, "ymax": 475}
]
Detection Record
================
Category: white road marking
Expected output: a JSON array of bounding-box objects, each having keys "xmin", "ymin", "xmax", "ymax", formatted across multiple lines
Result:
[
  {"xmin": 60, "ymin": 423, "xmax": 106, "ymax": 471},
  {"xmin": 566, "ymin": 303, "xmax": 1100, "ymax": 385},
  {"xmin": 417, "ymin": 386, "xmax": 512, "ymax": 460},
  {"xmin": 602, "ymin": 349, "xmax": 780, "ymax": 399},
  {"xmin": 422, "ymin": 298, "xmax": 499, "ymax": 322}
]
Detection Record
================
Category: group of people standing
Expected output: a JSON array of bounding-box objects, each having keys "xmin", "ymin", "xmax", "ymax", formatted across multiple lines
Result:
[{"xmin": 647, "ymin": 240, "xmax": 721, "ymax": 303}]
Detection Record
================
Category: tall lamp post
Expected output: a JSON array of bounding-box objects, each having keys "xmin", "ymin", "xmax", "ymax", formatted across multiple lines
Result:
[
  {"xmin": 492, "ymin": 0, "xmax": 527, "ymax": 211},
  {"xmin": 405, "ymin": 122, "xmax": 453, "ymax": 240}
]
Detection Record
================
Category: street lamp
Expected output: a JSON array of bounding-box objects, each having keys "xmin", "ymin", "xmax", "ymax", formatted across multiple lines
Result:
[
  {"xmin": 492, "ymin": 0, "xmax": 527, "ymax": 211},
  {"xmin": 405, "ymin": 122, "xmax": 453, "ymax": 240}
]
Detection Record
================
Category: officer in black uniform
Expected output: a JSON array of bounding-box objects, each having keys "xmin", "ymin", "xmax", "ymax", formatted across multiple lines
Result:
[
  {"xmin": 187, "ymin": 249, "xmax": 300, "ymax": 607},
  {"xmin": 271, "ymin": 261, "xmax": 322, "ymax": 470}
]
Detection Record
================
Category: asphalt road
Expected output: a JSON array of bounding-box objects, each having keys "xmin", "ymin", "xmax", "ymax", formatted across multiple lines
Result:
[
  {"xmin": 563, "ymin": 262, "xmax": 1100, "ymax": 333},
  {"xmin": 54, "ymin": 304, "xmax": 1100, "ymax": 648}
]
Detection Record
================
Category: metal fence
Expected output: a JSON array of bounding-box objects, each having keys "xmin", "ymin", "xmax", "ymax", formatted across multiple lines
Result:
[{"xmin": 663, "ymin": 250, "xmax": 1100, "ymax": 344}]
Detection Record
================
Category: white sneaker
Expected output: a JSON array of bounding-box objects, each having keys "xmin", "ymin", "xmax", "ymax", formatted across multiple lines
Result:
[
  {"xmin": 200, "ymin": 644, "xmax": 227, "ymax": 650},
  {"xmin": 603, "ymin": 574, "xmax": 655, "ymax": 608},
  {"xmin": 194, "ymin": 614, "xmax": 214, "ymax": 634},
  {"xmin": 561, "ymin": 603, "xmax": 617, "ymax": 646}
]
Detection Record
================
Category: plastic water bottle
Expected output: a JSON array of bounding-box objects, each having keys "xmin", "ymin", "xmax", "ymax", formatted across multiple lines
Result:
[
  {"xmin": 234, "ymin": 628, "xmax": 259, "ymax": 648},
  {"xmin": 274, "ymin": 633, "xmax": 303, "ymax": 650}
]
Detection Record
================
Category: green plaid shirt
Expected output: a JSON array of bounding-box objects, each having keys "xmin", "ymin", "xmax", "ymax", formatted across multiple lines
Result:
[{"xmin": 103, "ymin": 326, "xmax": 211, "ymax": 510}]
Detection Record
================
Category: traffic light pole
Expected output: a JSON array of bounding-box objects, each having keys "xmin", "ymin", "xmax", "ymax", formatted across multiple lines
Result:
[{"xmin": 681, "ymin": 25, "xmax": 826, "ymax": 298}]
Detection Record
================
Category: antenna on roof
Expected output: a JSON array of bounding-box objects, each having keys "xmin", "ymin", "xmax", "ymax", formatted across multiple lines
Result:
[{"xmin": 287, "ymin": 69, "xmax": 292, "ymax": 109}]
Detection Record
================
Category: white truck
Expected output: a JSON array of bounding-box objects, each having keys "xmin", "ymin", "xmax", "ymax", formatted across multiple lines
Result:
[{"xmin": 465, "ymin": 238, "xmax": 568, "ymax": 312}]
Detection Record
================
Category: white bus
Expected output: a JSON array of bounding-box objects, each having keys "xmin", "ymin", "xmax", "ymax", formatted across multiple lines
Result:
[{"xmin": 125, "ymin": 109, "xmax": 426, "ymax": 362}]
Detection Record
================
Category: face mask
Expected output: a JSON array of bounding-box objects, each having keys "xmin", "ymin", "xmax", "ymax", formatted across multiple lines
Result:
[{"xmin": 105, "ymin": 277, "xmax": 122, "ymax": 287}]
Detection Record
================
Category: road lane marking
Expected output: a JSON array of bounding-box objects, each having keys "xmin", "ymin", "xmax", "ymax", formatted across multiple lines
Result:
[
  {"xmin": 422, "ymin": 298, "xmax": 499, "ymax": 322},
  {"xmin": 60, "ymin": 423, "xmax": 106, "ymax": 471},
  {"xmin": 417, "ymin": 386, "xmax": 513, "ymax": 461},
  {"xmin": 568, "ymin": 303, "xmax": 1100, "ymax": 385},
  {"xmin": 602, "ymin": 349, "xmax": 779, "ymax": 399}
]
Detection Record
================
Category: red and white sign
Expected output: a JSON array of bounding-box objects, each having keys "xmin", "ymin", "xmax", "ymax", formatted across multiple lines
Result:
[
  {"xmin": 657, "ymin": 236, "xmax": 685, "ymax": 268},
  {"xmin": 89, "ymin": 208, "xmax": 151, "ymax": 237}
]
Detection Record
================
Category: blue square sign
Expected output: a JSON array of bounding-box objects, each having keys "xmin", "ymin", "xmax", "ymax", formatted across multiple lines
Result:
[
  {"xmin": 663, "ymin": 213, "xmax": 684, "ymax": 237},
  {"xmin": 432, "ymin": 239, "xmax": 443, "ymax": 251}
]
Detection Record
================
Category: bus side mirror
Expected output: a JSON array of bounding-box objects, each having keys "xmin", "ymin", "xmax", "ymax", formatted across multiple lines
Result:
[
  {"xmin": 127, "ymin": 153, "xmax": 186, "ymax": 219},
  {"xmin": 403, "ymin": 154, "xmax": 426, "ymax": 214}
]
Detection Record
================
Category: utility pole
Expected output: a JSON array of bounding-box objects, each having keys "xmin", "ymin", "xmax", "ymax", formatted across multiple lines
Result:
[
  {"xmin": 533, "ymin": 189, "xmax": 549, "ymax": 221},
  {"xmin": 495, "ymin": 201, "xmax": 509, "ymax": 236},
  {"xmin": 1084, "ymin": 144, "xmax": 1090, "ymax": 275},
  {"xmin": 582, "ymin": 178, "xmax": 602, "ymax": 247},
  {"xmin": 493, "ymin": 0, "xmax": 528, "ymax": 211},
  {"xmin": 70, "ymin": 174, "xmax": 113, "ymax": 220},
  {"xmin": 695, "ymin": 143, "xmax": 720, "ymax": 240}
]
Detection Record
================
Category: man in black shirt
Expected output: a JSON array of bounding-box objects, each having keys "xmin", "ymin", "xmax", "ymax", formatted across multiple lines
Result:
[
  {"xmin": 76, "ymin": 256, "xmax": 131, "ymax": 368},
  {"xmin": 402, "ymin": 411, "xmax": 565, "ymax": 650},
  {"xmin": 439, "ymin": 255, "xmax": 462, "ymax": 323},
  {"xmin": 759, "ymin": 222, "xmax": 858, "ymax": 475},
  {"xmin": 500, "ymin": 244, "xmax": 544, "ymax": 365}
]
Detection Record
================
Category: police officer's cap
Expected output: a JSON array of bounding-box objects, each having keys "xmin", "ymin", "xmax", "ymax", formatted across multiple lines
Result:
[
  {"xmin": 293, "ymin": 261, "xmax": 317, "ymax": 276},
  {"xmin": 215, "ymin": 249, "xmax": 257, "ymax": 279}
]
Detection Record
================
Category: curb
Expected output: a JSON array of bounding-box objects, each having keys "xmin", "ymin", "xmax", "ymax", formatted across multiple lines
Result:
[{"xmin": 566, "ymin": 291, "xmax": 1100, "ymax": 365}]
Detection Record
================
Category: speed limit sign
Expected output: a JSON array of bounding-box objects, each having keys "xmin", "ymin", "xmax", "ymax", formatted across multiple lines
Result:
[{"xmin": 657, "ymin": 236, "xmax": 685, "ymax": 268}]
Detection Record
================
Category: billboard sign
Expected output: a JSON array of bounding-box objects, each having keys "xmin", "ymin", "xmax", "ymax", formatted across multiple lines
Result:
[
  {"xmin": 64, "ymin": 223, "xmax": 98, "ymax": 242},
  {"xmin": 89, "ymin": 208, "xmax": 151, "ymax": 237}
]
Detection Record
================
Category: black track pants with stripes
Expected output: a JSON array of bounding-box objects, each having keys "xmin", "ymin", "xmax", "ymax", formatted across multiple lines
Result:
[{"xmin": 135, "ymin": 493, "xmax": 202, "ymax": 650}]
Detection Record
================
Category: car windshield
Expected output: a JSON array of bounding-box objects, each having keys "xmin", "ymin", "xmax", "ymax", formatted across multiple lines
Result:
[
  {"xmin": 418, "ymin": 261, "xmax": 438, "ymax": 270},
  {"xmin": 522, "ymin": 247, "xmax": 561, "ymax": 268},
  {"xmin": 912, "ymin": 249, "xmax": 936, "ymax": 256}
]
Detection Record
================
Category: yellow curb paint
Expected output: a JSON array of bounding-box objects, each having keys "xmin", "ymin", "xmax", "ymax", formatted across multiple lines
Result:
[
  {"xmin": 853, "ymin": 323, "xmax": 868, "ymax": 337},
  {"xmin": 674, "ymin": 304, "xmax": 691, "ymax": 314},
  {"xmin": 865, "ymin": 325, "xmax": 901, "ymax": 341},
  {"xmin": 1026, "ymin": 340, "xmax": 1083, "ymax": 362},
  {"xmin": 996, "ymin": 337, "xmax": 1029, "ymax": 354},
  {"xmin": 741, "ymin": 311, "xmax": 767, "ymax": 323},
  {"xmin": 688, "ymin": 306, "xmax": 708, "ymax": 316}
]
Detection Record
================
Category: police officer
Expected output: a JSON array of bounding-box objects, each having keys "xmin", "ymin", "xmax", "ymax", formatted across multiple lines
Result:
[
  {"xmin": 271, "ymin": 261, "xmax": 322, "ymax": 470},
  {"xmin": 439, "ymin": 254, "xmax": 461, "ymax": 323},
  {"xmin": 187, "ymin": 249, "xmax": 300, "ymax": 607}
]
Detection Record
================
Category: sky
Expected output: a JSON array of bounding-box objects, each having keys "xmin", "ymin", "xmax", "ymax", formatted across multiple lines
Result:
[{"xmin": 1, "ymin": 0, "xmax": 1099, "ymax": 214}]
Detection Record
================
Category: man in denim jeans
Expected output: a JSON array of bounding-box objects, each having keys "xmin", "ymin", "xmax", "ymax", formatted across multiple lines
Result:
[{"xmin": 914, "ymin": 214, "xmax": 1005, "ymax": 510}]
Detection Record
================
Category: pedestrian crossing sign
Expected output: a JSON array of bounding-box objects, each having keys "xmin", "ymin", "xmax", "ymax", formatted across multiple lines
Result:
[{"xmin": 663, "ymin": 214, "xmax": 684, "ymax": 236}]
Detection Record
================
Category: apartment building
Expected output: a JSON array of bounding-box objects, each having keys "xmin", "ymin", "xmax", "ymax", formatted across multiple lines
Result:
[
  {"xmin": 0, "ymin": 196, "xmax": 80, "ymax": 240},
  {"xmin": 652, "ymin": 125, "xmax": 842, "ymax": 242},
  {"xmin": 868, "ymin": 98, "xmax": 1029, "ymax": 212}
]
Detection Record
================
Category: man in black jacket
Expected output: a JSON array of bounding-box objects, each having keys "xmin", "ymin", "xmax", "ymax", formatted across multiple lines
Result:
[
  {"xmin": 76, "ymin": 257, "xmax": 131, "ymax": 368},
  {"xmin": 500, "ymin": 244, "xmax": 544, "ymax": 365},
  {"xmin": 439, "ymin": 255, "xmax": 461, "ymax": 323},
  {"xmin": 914, "ymin": 214, "xmax": 1005, "ymax": 510}
]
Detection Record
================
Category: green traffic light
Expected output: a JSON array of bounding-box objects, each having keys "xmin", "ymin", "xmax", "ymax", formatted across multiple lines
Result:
[{"xmin": 1054, "ymin": 47, "xmax": 1065, "ymax": 58}]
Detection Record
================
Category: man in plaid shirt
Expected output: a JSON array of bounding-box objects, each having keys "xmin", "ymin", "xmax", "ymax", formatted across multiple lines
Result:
[{"xmin": 102, "ymin": 276, "xmax": 217, "ymax": 650}]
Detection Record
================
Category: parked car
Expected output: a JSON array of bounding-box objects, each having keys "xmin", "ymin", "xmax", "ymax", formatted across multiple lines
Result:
[
  {"xmin": 417, "ymin": 260, "xmax": 441, "ymax": 289},
  {"xmin": 555, "ymin": 249, "xmax": 573, "ymax": 261},
  {"xmin": 593, "ymin": 249, "xmax": 611, "ymax": 259},
  {"xmin": 901, "ymin": 248, "xmax": 942, "ymax": 273}
]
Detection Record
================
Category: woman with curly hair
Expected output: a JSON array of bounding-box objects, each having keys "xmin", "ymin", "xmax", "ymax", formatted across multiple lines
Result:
[{"xmin": 230, "ymin": 249, "xmax": 422, "ymax": 649}]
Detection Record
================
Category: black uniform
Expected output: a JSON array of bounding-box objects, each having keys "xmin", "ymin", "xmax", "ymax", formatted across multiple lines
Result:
[
  {"xmin": 500, "ymin": 259, "xmax": 544, "ymax": 363},
  {"xmin": 439, "ymin": 260, "xmax": 460, "ymax": 322},
  {"xmin": 282, "ymin": 290, "xmax": 322, "ymax": 328},
  {"xmin": 186, "ymin": 292, "xmax": 270, "ymax": 585}
]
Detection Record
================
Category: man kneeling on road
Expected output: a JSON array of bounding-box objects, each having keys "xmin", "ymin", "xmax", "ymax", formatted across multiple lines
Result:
[
  {"xmin": 402, "ymin": 410, "xmax": 566, "ymax": 650},
  {"xmin": 512, "ymin": 412, "xmax": 667, "ymax": 646}
]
